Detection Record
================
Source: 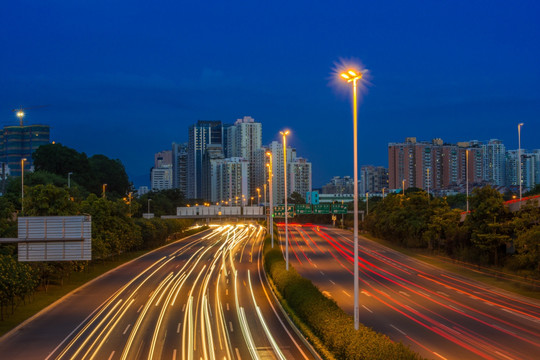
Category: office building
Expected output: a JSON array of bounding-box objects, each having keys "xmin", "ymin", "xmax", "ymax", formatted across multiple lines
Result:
[
  {"xmin": 0, "ymin": 124, "xmax": 50, "ymax": 177},
  {"xmin": 172, "ymin": 142, "xmax": 188, "ymax": 195},
  {"xmin": 361, "ymin": 166, "xmax": 389, "ymax": 194},
  {"xmin": 187, "ymin": 120, "xmax": 222, "ymax": 199}
]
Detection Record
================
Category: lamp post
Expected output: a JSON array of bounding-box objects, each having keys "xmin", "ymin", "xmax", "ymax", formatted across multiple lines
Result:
[
  {"xmin": 280, "ymin": 130, "xmax": 290, "ymax": 271},
  {"xmin": 148, "ymin": 198, "xmax": 152, "ymax": 213},
  {"xmin": 266, "ymin": 152, "xmax": 274, "ymax": 247},
  {"xmin": 68, "ymin": 172, "xmax": 73, "ymax": 188},
  {"xmin": 366, "ymin": 192, "xmax": 369, "ymax": 216},
  {"xmin": 426, "ymin": 168, "xmax": 430, "ymax": 201},
  {"xmin": 518, "ymin": 123, "xmax": 524, "ymax": 203},
  {"xmin": 102, "ymin": 184, "xmax": 107, "ymax": 199},
  {"xmin": 21, "ymin": 158, "xmax": 27, "ymax": 215},
  {"xmin": 340, "ymin": 68, "xmax": 363, "ymax": 330},
  {"xmin": 257, "ymin": 187, "xmax": 261, "ymax": 206},
  {"xmin": 250, "ymin": 196, "xmax": 254, "ymax": 206},
  {"xmin": 466, "ymin": 149, "xmax": 469, "ymax": 213},
  {"xmin": 402, "ymin": 179, "xmax": 406, "ymax": 197}
]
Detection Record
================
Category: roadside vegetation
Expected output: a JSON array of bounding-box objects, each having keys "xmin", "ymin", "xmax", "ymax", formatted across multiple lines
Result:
[
  {"xmin": 363, "ymin": 186, "xmax": 540, "ymax": 282},
  {"xmin": 263, "ymin": 235, "xmax": 424, "ymax": 360},
  {"xmin": 0, "ymin": 143, "xmax": 199, "ymax": 334}
]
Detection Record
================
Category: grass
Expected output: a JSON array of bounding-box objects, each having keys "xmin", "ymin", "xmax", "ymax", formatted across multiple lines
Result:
[{"xmin": 360, "ymin": 232, "xmax": 540, "ymax": 300}]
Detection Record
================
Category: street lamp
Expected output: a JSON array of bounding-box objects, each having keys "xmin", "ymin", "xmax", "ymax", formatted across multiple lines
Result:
[
  {"xmin": 365, "ymin": 192, "xmax": 369, "ymax": 216},
  {"xmin": 250, "ymin": 196, "xmax": 254, "ymax": 206},
  {"xmin": 266, "ymin": 152, "xmax": 274, "ymax": 247},
  {"xmin": 21, "ymin": 158, "xmax": 27, "ymax": 215},
  {"xmin": 518, "ymin": 123, "xmax": 524, "ymax": 203},
  {"xmin": 68, "ymin": 172, "xmax": 73, "ymax": 188},
  {"xmin": 148, "ymin": 198, "xmax": 152, "ymax": 213},
  {"xmin": 340, "ymin": 68, "xmax": 363, "ymax": 330},
  {"xmin": 280, "ymin": 129, "xmax": 290, "ymax": 271},
  {"xmin": 256, "ymin": 187, "xmax": 261, "ymax": 206},
  {"xmin": 102, "ymin": 184, "xmax": 107, "ymax": 198},
  {"xmin": 402, "ymin": 179, "xmax": 406, "ymax": 197},
  {"xmin": 426, "ymin": 168, "xmax": 430, "ymax": 201}
]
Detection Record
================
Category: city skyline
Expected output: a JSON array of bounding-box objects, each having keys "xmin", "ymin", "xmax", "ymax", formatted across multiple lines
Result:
[{"xmin": 1, "ymin": 1, "xmax": 539, "ymax": 188}]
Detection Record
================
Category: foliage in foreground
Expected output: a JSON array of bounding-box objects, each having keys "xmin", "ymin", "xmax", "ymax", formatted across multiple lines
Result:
[{"xmin": 264, "ymin": 236, "xmax": 424, "ymax": 360}]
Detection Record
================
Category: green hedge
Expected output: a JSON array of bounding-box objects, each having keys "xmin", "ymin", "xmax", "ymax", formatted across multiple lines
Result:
[{"xmin": 264, "ymin": 236, "xmax": 424, "ymax": 360}]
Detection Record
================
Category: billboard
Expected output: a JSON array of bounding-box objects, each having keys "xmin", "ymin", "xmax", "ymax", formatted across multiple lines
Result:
[{"xmin": 17, "ymin": 216, "xmax": 92, "ymax": 262}]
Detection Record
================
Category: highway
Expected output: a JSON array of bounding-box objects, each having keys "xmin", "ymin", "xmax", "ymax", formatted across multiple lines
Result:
[
  {"xmin": 0, "ymin": 224, "xmax": 317, "ymax": 360},
  {"xmin": 278, "ymin": 223, "xmax": 540, "ymax": 360}
]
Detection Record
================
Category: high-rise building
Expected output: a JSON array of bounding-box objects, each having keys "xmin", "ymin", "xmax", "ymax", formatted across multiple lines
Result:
[
  {"xmin": 0, "ymin": 124, "xmax": 50, "ymax": 177},
  {"xmin": 321, "ymin": 176, "xmax": 354, "ymax": 194},
  {"xmin": 151, "ymin": 165, "xmax": 173, "ymax": 191},
  {"xmin": 361, "ymin": 166, "xmax": 389, "ymax": 194},
  {"xmin": 289, "ymin": 157, "xmax": 312, "ymax": 200},
  {"xmin": 187, "ymin": 120, "xmax": 222, "ymax": 199},
  {"xmin": 482, "ymin": 139, "xmax": 506, "ymax": 186},
  {"xmin": 203, "ymin": 144, "xmax": 224, "ymax": 202},
  {"xmin": 265, "ymin": 141, "xmax": 312, "ymax": 204},
  {"xmin": 172, "ymin": 142, "xmax": 188, "ymax": 195},
  {"xmin": 214, "ymin": 157, "xmax": 249, "ymax": 205},
  {"xmin": 224, "ymin": 116, "xmax": 262, "ymax": 197}
]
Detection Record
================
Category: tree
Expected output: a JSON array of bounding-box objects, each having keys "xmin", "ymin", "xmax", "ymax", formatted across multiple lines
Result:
[
  {"xmin": 466, "ymin": 186, "xmax": 510, "ymax": 265},
  {"xmin": 288, "ymin": 191, "xmax": 306, "ymax": 204},
  {"xmin": 135, "ymin": 189, "xmax": 186, "ymax": 217},
  {"xmin": 33, "ymin": 143, "xmax": 92, "ymax": 180},
  {"xmin": 87, "ymin": 155, "xmax": 131, "ymax": 198},
  {"xmin": 513, "ymin": 225, "xmax": 540, "ymax": 272},
  {"xmin": 23, "ymin": 184, "xmax": 79, "ymax": 216}
]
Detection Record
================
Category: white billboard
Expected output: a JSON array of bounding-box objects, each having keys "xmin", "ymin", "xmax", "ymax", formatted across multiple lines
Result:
[{"xmin": 17, "ymin": 216, "xmax": 92, "ymax": 262}]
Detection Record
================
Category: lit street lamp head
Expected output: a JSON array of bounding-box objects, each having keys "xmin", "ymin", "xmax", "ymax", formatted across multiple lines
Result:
[
  {"xmin": 340, "ymin": 69, "xmax": 363, "ymax": 82},
  {"xmin": 280, "ymin": 130, "xmax": 290, "ymax": 136}
]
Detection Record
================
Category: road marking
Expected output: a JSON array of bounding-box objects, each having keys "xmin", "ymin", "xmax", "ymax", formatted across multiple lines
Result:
[
  {"xmin": 108, "ymin": 351, "xmax": 115, "ymax": 360},
  {"xmin": 229, "ymin": 321, "xmax": 234, "ymax": 332},
  {"xmin": 433, "ymin": 352, "xmax": 448, "ymax": 360},
  {"xmin": 436, "ymin": 291, "xmax": 449, "ymax": 297},
  {"xmin": 123, "ymin": 324, "xmax": 131, "ymax": 335},
  {"xmin": 319, "ymin": 270, "xmax": 325, "ymax": 276},
  {"xmin": 362, "ymin": 305, "xmax": 373, "ymax": 313},
  {"xmin": 342, "ymin": 290, "xmax": 351, "ymax": 297},
  {"xmin": 390, "ymin": 324, "xmax": 407, "ymax": 336},
  {"xmin": 235, "ymin": 348, "xmax": 242, "ymax": 359},
  {"xmin": 182, "ymin": 303, "xmax": 186, "ymax": 312},
  {"xmin": 399, "ymin": 291, "xmax": 410, "ymax": 297},
  {"xmin": 226, "ymin": 289, "xmax": 228, "ymax": 295},
  {"xmin": 495, "ymin": 351, "xmax": 515, "ymax": 360},
  {"xmin": 322, "ymin": 290, "xmax": 332, "ymax": 298},
  {"xmin": 172, "ymin": 349, "xmax": 177, "ymax": 360},
  {"xmin": 137, "ymin": 305, "xmax": 144, "ymax": 313},
  {"xmin": 329, "ymin": 280, "xmax": 336, "ymax": 285},
  {"xmin": 361, "ymin": 290, "xmax": 371, "ymax": 297},
  {"xmin": 177, "ymin": 322, "xmax": 181, "ymax": 333},
  {"xmin": 226, "ymin": 303, "xmax": 230, "ymax": 311}
]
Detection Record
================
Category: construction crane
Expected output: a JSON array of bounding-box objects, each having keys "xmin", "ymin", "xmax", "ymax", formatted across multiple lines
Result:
[{"xmin": 11, "ymin": 105, "xmax": 49, "ymax": 126}]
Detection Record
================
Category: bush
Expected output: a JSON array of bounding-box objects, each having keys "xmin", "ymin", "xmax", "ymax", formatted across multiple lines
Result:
[{"xmin": 264, "ymin": 236, "xmax": 424, "ymax": 360}]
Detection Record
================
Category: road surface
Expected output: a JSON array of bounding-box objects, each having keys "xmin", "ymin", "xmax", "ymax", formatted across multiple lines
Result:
[
  {"xmin": 0, "ymin": 224, "xmax": 318, "ymax": 360},
  {"xmin": 278, "ymin": 223, "xmax": 540, "ymax": 360}
]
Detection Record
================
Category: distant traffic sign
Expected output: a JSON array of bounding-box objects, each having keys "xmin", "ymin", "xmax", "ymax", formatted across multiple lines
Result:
[
  {"xmin": 313, "ymin": 204, "xmax": 330, "ymax": 214},
  {"xmin": 296, "ymin": 204, "xmax": 312, "ymax": 214},
  {"xmin": 273, "ymin": 205, "xmax": 295, "ymax": 218},
  {"xmin": 331, "ymin": 204, "xmax": 348, "ymax": 214}
]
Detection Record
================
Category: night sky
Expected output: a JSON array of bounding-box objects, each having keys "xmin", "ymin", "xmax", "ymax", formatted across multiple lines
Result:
[{"xmin": 1, "ymin": 1, "xmax": 539, "ymax": 188}]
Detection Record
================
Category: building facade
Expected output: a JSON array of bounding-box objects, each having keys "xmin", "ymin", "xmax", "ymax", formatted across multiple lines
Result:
[
  {"xmin": 187, "ymin": 120, "xmax": 222, "ymax": 199},
  {"xmin": 0, "ymin": 124, "xmax": 50, "ymax": 177}
]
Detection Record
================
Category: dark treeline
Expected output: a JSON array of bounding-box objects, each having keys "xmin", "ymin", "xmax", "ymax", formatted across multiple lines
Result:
[
  {"xmin": 364, "ymin": 186, "xmax": 540, "ymax": 274},
  {"xmin": 0, "ymin": 143, "xmax": 193, "ymax": 320}
]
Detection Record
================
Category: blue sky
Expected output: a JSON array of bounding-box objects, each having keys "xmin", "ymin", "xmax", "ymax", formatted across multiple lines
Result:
[{"xmin": 1, "ymin": 1, "xmax": 539, "ymax": 187}]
